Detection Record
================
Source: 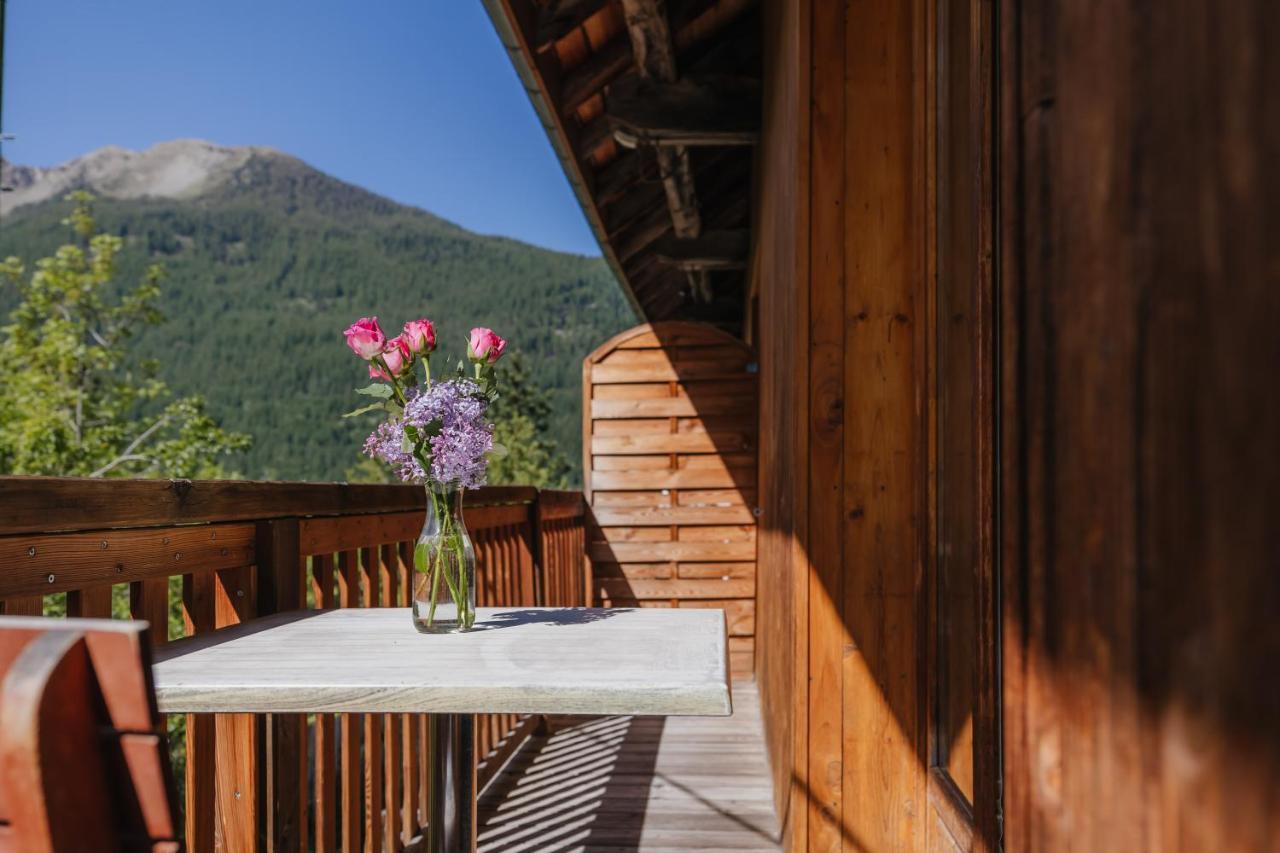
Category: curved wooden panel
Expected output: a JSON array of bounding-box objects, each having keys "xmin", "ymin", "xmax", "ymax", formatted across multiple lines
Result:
[{"xmin": 584, "ymin": 322, "xmax": 758, "ymax": 676}]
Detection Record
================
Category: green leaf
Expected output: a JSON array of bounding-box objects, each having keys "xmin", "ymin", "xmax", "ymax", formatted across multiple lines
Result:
[
  {"xmin": 414, "ymin": 542, "xmax": 430, "ymax": 574},
  {"xmin": 355, "ymin": 383, "xmax": 393, "ymax": 399},
  {"xmin": 341, "ymin": 402, "xmax": 386, "ymax": 419}
]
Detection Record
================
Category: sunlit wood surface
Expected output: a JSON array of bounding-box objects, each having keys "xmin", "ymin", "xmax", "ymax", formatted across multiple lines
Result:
[
  {"xmin": 478, "ymin": 680, "xmax": 779, "ymax": 852},
  {"xmin": 152, "ymin": 607, "xmax": 731, "ymax": 716}
]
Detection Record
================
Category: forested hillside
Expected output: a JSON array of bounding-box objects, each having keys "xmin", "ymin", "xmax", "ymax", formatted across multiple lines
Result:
[{"xmin": 0, "ymin": 146, "xmax": 634, "ymax": 482}]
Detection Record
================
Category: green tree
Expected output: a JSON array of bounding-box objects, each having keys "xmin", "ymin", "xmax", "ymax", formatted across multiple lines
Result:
[
  {"xmin": 487, "ymin": 353, "xmax": 573, "ymax": 488},
  {"xmin": 0, "ymin": 192, "xmax": 250, "ymax": 478}
]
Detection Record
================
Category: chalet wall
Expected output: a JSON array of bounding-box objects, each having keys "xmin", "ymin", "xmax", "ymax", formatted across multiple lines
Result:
[
  {"xmin": 752, "ymin": 0, "xmax": 808, "ymax": 842},
  {"xmin": 753, "ymin": 0, "xmax": 932, "ymax": 849},
  {"xmin": 999, "ymin": 0, "xmax": 1280, "ymax": 849}
]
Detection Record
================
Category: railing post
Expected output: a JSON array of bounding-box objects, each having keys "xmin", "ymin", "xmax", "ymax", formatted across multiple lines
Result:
[{"xmin": 256, "ymin": 519, "xmax": 305, "ymax": 853}]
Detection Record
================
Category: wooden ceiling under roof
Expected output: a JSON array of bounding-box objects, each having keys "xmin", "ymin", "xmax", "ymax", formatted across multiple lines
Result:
[{"xmin": 485, "ymin": 0, "xmax": 761, "ymax": 335}]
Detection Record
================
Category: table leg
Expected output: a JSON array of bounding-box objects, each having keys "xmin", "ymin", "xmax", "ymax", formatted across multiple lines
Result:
[{"xmin": 428, "ymin": 713, "xmax": 476, "ymax": 852}]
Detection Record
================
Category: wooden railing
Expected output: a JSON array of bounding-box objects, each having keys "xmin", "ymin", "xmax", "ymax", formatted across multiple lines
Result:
[{"xmin": 0, "ymin": 477, "xmax": 587, "ymax": 852}]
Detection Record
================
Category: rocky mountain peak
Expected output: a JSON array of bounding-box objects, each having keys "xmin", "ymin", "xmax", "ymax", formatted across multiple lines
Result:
[{"xmin": 1, "ymin": 140, "xmax": 296, "ymax": 212}]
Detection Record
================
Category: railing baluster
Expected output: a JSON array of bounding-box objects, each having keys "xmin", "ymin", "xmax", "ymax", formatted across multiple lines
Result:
[
  {"xmin": 311, "ymin": 554, "xmax": 338, "ymax": 853},
  {"xmin": 396, "ymin": 540, "xmax": 420, "ymax": 845},
  {"xmin": 184, "ymin": 571, "xmax": 217, "ymax": 853},
  {"xmin": 130, "ymin": 578, "xmax": 170, "ymax": 642},
  {"xmin": 337, "ymin": 550, "xmax": 362, "ymax": 853},
  {"xmin": 259, "ymin": 519, "xmax": 305, "ymax": 853},
  {"xmin": 67, "ymin": 584, "xmax": 112, "ymax": 617},
  {"xmin": 0, "ymin": 596, "xmax": 43, "ymax": 616},
  {"xmin": 214, "ymin": 566, "xmax": 258, "ymax": 851},
  {"xmin": 376, "ymin": 544, "xmax": 404, "ymax": 850},
  {"xmin": 358, "ymin": 546, "xmax": 383, "ymax": 853}
]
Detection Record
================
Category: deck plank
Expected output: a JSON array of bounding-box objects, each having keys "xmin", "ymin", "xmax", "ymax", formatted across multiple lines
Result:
[{"xmin": 478, "ymin": 681, "xmax": 779, "ymax": 852}]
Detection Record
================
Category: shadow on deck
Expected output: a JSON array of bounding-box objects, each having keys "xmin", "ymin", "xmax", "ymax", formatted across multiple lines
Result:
[{"xmin": 478, "ymin": 681, "xmax": 780, "ymax": 852}]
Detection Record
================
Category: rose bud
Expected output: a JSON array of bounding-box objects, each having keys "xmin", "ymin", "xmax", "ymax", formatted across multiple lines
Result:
[
  {"xmin": 344, "ymin": 317, "xmax": 387, "ymax": 360},
  {"xmin": 402, "ymin": 319, "xmax": 436, "ymax": 354},
  {"xmin": 467, "ymin": 327, "xmax": 507, "ymax": 365},
  {"xmin": 382, "ymin": 336, "xmax": 413, "ymax": 376}
]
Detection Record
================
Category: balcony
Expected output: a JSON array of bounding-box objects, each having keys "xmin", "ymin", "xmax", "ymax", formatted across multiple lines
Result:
[{"xmin": 0, "ymin": 477, "xmax": 776, "ymax": 851}]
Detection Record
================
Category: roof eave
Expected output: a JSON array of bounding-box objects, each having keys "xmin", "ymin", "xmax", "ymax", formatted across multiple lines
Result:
[{"xmin": 480, "ymin": 0, "xmax": 648, "ymax": 322}]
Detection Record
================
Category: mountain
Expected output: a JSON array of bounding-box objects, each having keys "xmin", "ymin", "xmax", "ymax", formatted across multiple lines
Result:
[{"xmin": 0, "ymin": 140, "xmax": 635, "ymax": 482}]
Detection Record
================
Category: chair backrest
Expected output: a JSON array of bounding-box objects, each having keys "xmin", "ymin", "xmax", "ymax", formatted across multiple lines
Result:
[{"xmin": 0, "ymin": 617, "xmax": 181, "ymax": 853}]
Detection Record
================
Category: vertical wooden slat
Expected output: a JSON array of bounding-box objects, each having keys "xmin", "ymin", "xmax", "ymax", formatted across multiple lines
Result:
[
  {"xmin": 384, "ymin": 712, "xmax": 403, "ymax": 852},
  {"xmin": 503, "ymin": 525, "xmax": 516, "ymax": 606},
  {"xmin": 214, "ymin": 565, "xmax": 258, "ymax": 852},
  {"xmin": 259, "ymin": 519, "xmax": 304, "ymax": 853},
  {"xmin": 396, "ymin": 541, "xmax": 420, "ymax": 844},
  {"xmin": 67, "ymin": 584, "xmax": 113, "ymax": 618},
  {"xmin": 805, "ymin": 0, "xmax": 849, "ymax": 844},
  {"xmin": 375, "ymin": 544, "xmax": 404, "ymax": 850},
  {"xmin": 531, "ymin": 498, "xmax": 546, "ymax": 607},
  {"xmin": 418, "ymin": 715, "xmax": 429, "ymax": 837},
  {"xmin": 841, "ymin": 0, "xmax": 927, "ymax": 845},
  {"xmin": 403, "ymin": 713, "xmax": 419, "ymax": 845},
  {"xmin": 130, "ymin": 578, "xmax": 170, "ymax": 644},
  {"xmin": 184, "ymin": 571, "xmax": 217, "ymax": 853},
  {"xmin": 337, "ymin": 551, "xmax": 361, "ymax": 853},
  {"xmin": 359, "ymin": 547, "xmax": 383, "ymax": 853},
  {"xmin": 311, "ymin": 555, "xmax": 337, "ymax": 853},
  {"xmin": 0, "ymin": 596, "xmax": 44, "ymax": 616}
]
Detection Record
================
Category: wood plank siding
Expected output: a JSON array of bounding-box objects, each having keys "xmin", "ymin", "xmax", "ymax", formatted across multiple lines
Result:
[
  {"xmin": 584, "ymin": 322, "xmax": 759, "ymax": 678},
  {"xmin": 998, "ymin": 0, "xmax": 1280, "ymax": 850}
]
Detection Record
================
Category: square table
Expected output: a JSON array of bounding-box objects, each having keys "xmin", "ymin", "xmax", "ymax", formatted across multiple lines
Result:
[{"xmin": 152, "ymin": 606, "xmax": 731, "ymax": 852}]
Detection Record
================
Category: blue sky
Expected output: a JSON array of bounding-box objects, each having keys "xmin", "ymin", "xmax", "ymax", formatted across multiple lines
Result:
[{"xmin": 1, "ymin": 0, "xmax": 601, "ymax": 256}]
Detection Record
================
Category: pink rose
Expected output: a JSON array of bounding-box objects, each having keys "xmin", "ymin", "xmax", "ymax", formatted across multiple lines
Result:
[
  {"xmin": 402, "ymin": 319, "xmax": 436, "ymax": 354},
  {"xmin": 344, "ymin": 317, "xmax": 387, "ymax": 360},
  {"xmin": 467, "ymin": 327, "xmax": 507, "ymax": 364},
  {"xmin": 382, "ymin": 336, "xmax": 412, "ymax": 375},
  {"xmin": 369, "ymin": 336, "xmax": 411, "ymax": 381}
]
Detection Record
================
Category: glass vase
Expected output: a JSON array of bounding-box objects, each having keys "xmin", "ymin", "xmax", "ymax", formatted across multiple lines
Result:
[{"xmin": 411, "ymin": 486, "xmax": 476, "ymax": 633}]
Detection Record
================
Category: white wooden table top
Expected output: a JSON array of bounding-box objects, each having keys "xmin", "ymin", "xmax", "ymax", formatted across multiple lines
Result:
[{"xmin": 151, "ymin": 607, "xmax": 731, "ymax": 716}]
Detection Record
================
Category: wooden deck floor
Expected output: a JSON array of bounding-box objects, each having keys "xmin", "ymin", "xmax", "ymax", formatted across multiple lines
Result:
[{"xmin": 478, "ymin": 681, "xmax": 780, "ymax": 852}]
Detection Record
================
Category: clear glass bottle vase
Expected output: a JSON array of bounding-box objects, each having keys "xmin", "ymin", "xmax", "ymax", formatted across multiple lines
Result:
[{"xmin": 411, "ymin": 486, "xmax": 476, "ymax": 633}]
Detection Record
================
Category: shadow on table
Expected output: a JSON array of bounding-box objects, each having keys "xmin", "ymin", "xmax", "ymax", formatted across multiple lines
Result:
[{"xmin": 471, "ymin": 608, "xmax": 629, "ymax": 631}]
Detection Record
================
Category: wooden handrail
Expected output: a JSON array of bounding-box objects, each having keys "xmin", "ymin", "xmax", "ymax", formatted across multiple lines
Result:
[
  {"xmin": 0, "ymin": 477, "xmax": 540, "ymax": 536},
  {"xmin": 0, "ymin": 479, "xmax": 590, "ymax": 853}
]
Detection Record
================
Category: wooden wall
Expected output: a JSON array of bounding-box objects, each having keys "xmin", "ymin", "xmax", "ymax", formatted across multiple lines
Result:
[
  {"xmin": 752, "ymin": 0, "xmax": 933, "ymax": 849},
  {"xmin": 753, "ymin": 0, "xmax": 808, "ymax": 840},
  {"xmin": 583, "ymin": 322, "xmax": 758, "ymax": 677},
  {"xmin": 999, "ymin": 0, "xmax": 1280, "ymax": 849},
  {"xmin": 752, "ymin": 0, "xmax": 1280, "ymax": 849}
]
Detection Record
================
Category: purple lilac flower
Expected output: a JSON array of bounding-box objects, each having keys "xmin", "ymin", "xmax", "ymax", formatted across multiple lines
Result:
[
  {"xmin": 365, "ymin": 378, "xmax": 493, "ymax": 488},
  {"xmin": 362, "ymin": 419, "xmax": 424, "ymax": 483}
]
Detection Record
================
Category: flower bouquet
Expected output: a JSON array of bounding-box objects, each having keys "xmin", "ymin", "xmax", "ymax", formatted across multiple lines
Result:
[{"xmin": 343, "ymin": 317, "xmax": 506, "ymax": 633}]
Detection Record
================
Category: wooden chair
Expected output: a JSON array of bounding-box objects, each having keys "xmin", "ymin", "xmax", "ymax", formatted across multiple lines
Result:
[{"xmin": 0, "ymin": 617, "xmax": 181, "ymax": 852}]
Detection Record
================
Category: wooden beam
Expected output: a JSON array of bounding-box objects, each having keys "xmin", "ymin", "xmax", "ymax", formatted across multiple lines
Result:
[
  {"xmin": 560, "ymin": 38, "xmax": 632, "ymax": 117},
  {"xmin": 608, "ymin": 77, "xmax": 760, "ymax": 147},
  {"xmin": 619, "ymin": 0, "xmax": 710, "ymax": 301},
  {"xmin": 653, "ymin": 229, "xmax": 749, "ymax": 271},
  {"xmin": 575, "ymin": 113, "xmax": 616, "ymax": 161},
  {"xmin": 620, "ymin": 0, "xmax": 678, "ymax": 78},
  {"xmin": 557, "ymin": 0, "xmax": 756, "ymax": 117},
  {"xmin": 534, "ymin": 0, "xmax": 609, "ymax": 47}
]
